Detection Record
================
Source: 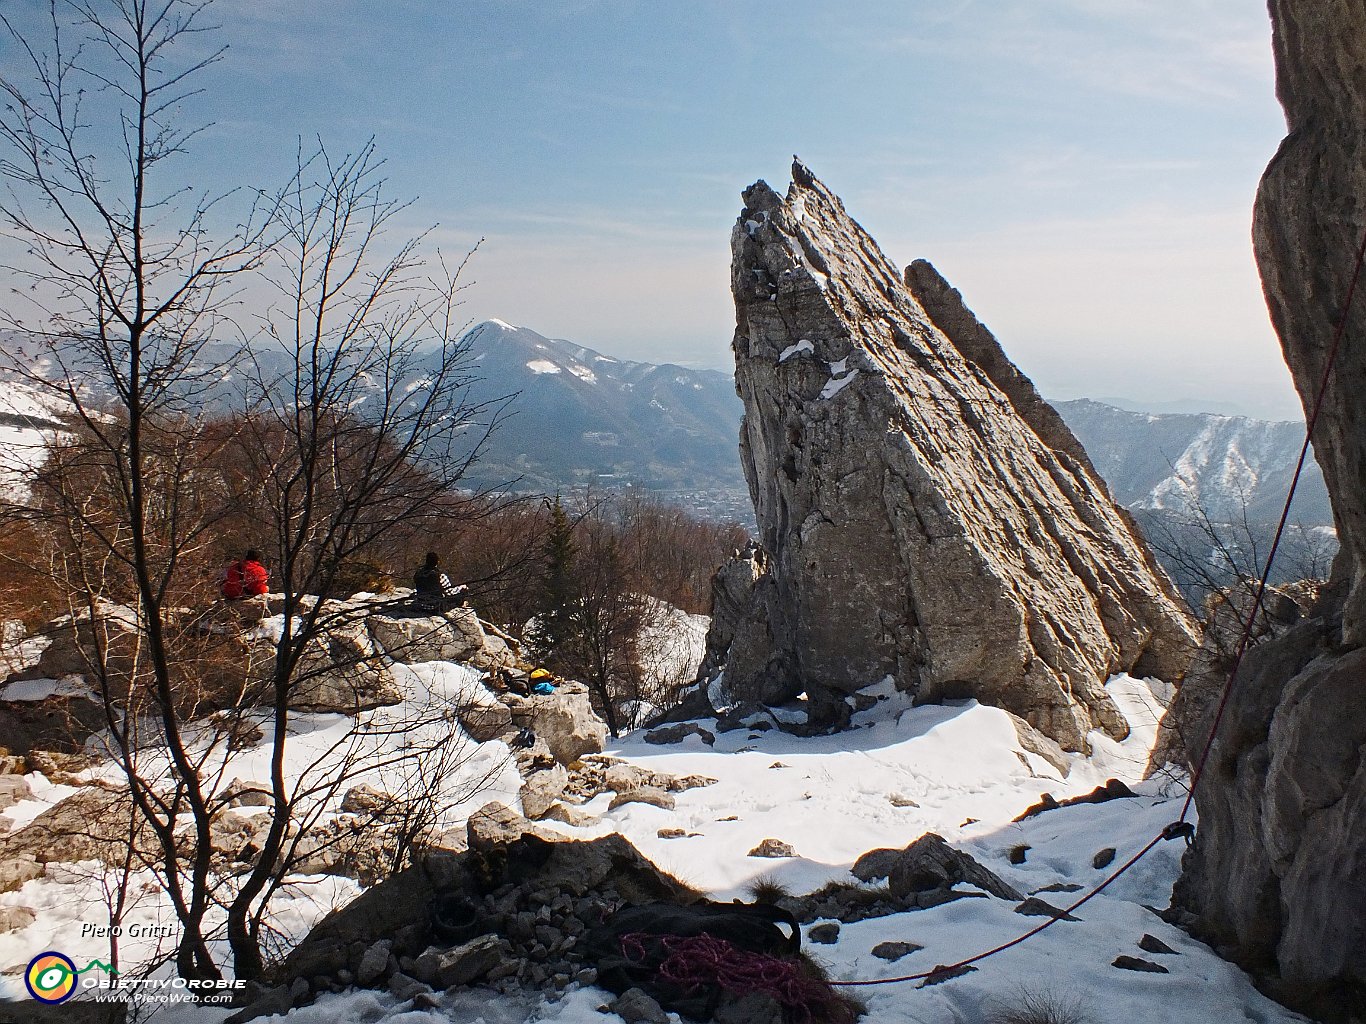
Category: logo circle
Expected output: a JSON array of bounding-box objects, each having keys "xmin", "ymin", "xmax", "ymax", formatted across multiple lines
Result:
[{"xmin": 26, "ymin": 951, "xmax": 77, "ymax": 1004}]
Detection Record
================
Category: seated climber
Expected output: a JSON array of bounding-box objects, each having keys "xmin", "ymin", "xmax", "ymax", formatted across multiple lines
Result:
[
  {"xmin": 413, "ymin": 551, "xmax": 466, "ymax": 613},
  {"xmin": 220, "ymin": 550, "xmax": 270, "ymax": 601}
]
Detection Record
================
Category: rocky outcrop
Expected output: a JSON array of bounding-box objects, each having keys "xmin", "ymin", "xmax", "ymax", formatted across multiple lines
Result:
[
  {"xmin": 502, "ymin": 682, "xmax": 607, "ymax": 766},
  {"xmin": 288, "ymin": 619, "xmax": 402, "ymax": 713},
  {"xmin": 0, "ymin": 786, "xmax": 159, "ymax": 866},
  {"xmin": 1172, "ymin": 588, "xmax": 1365, "ymax": 1022},
  {"xmin": 1174, "ymin": 6, "xmax": 1366, "ymax": 1020},
  {"xmin": 268, "ymin": 804, "xmax": 696, "ymax": 1014},
  {"xmin": 1254, "ymin": 0, "xmax": 1366, "ymax": 647},
  {"xmin": 711, "ymin": 161, "xmax": 1196, "ymax": 749},
  {"xmin": 366, "ymin": 606, "xmax": 516, "ymax": 672},
  {"xmin": 367, "ymin": 609, "xmax": 488, "ymax": 664},
  {"xmin": 902, "ymin": 260, "xmax": 1102, "ymax": 483},
  {"xmin": 694, "ymin": 546, "xmax": 774, "ymax": 691}
]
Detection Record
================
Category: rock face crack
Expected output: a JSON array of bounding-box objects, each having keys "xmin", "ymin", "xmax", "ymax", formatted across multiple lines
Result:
[{"xmin": 707, "ymin": 161, "xmax": 1196, "ymax": 749}]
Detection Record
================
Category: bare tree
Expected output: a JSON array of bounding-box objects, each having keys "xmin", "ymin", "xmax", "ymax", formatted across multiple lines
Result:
[
  {"xmin": 0, "ymin": 0, "xmax": 271, "ymax": 981},
  {"xmin": 1138, "ymin": 480, "xmax": 1335, "ymax": 612},
  {"xmin": 525, "ymin": 491, "xmax": 744, "ymax": 734},
  {"xmin": 0, "ymin": 2, "xmax": 505, "ymax": 986},
  {"xmin": 219, "ymin": 139, "xmax": 503, "ymax": 979}
]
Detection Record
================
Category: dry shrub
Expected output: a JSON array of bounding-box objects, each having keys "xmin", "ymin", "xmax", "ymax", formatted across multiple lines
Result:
[
  {"xmin": 986, "ymin": 986, "xmax": 1092, "ymax": 1024},
  {"xmin": 747, "ymin": 874, "xmax": 794, "ymax": 905}
]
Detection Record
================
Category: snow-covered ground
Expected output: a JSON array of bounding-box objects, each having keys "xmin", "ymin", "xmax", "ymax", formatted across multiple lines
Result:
[
  {"xmin": 0, "ymin": 662, "xmax": 1309, "ymax": 1023},
  {"xmin": 0, "ymin": 380, "xmax": 68, "ymax": 501}
]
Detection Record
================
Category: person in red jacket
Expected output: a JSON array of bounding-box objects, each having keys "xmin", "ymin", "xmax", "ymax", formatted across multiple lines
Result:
[{"xmin": 220, "ymin": 550, "xmax": 270, "ymax": 600}]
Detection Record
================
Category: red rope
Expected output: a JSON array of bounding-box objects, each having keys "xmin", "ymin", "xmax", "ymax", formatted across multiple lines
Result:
[
  {"xmin": 619, "ymin": 932, "xmax": 855, "ymax": 1023},
  {"xmin": 826, "ymin": 220, "xmax": 1366, "ymax": 989}
]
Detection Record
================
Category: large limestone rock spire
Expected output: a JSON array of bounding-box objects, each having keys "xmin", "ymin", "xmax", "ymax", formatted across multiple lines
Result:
[{"xmin": 715, "ymin": 160, "xmax": 1196, "ymax": 750}]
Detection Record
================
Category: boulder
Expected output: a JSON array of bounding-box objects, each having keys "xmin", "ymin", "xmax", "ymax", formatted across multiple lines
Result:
[
  {"xmin": 208, "ymin": 810, "xmax": 265, "ymax": 862},
  {"xmin": 519, "ymin": 763, "xmax": 569, "ymax": 820},
  {"xmin": 456, "ymin": 700, "xmax": 513, "ymax": 743},
  {"xmin": 747, "ymin": 838, "xmax": 796, "ymax": 859},
  {"xmin": 466, "ymin": 803, "xmax": 695, "ymax": 903},
  {"xmin": 366, "ymin": 609, "xmax": 487, "ymax": 665},
  {"xmin": 289, "ymin": 620, "xmax": 402, "ymax": 713},
  {"xmin": 595, "ymin": 762, "xmax": 714, "ymax": 797},
  {"xmin": 289, "ymin": 816, "xmax": 391, "ymax": 885},
  {"xmin": 503, "ymin": 683, "xmax": 607, "ymax": 765},
  {"xmin": 643, "ymin": 722, "xmax": 715, "ymax": 747},
  {"xmin": 0, "ymin": 905, "xmax": 35, "ymax": 933},
  {"xmin": 218, "ymin": 778, "xmax": 274, "ymax": 809},
  {"xmin": 419, "ymin": 934, "xmax": 506, "ymax": 988},
  {"xmin": 0, "ymin": 855, "xmax": 43, "ymax": 893},
  {"xmin": 355, "ymin": 939, "xmax": 392, "ymax": 986},
  {"xmin": 515, "ymin": 737, "xmax": 570, "ymax": 820},
  {"xmin": 1, "ymin": 787, "xmax": 158, "ymax": 865},
  {"xmin": 858, "ymin": 833, "xmax": 1022, "ymax": 903},
  {"xmin": 872, "ymin": 940, "xmax": 923, "ymax": 962},
  {"xmin": 611, "ymin": 988, "xmax": 670, "ymax": 1024},
  {"xmin": 0, "ymin": 776, "xmax": 31, "ymax": 811},
  {"xmin": 808, "ymin": 922, "xmax": 839, "ymax": 944},
  {"xmin": 340, "ymin": 784, "xmax": 398, "ymax": 817},
  {"xmin": 27, "ymin": 748, "xmax": 99, "ymax": 778},
  {"xmin": 608, "ymin": 787, "xmax": 675, "ymax": 812},
  {"xmin": 0, "ymin": 696, "xmax": 109, "ymax": 757},
  {"xmin": 712, "ymin": 162, "xmax": 1197, "ymax": 748}
]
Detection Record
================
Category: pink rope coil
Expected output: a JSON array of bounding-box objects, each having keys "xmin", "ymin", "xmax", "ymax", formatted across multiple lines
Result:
[{"xmin": 619, "ymin": 931, "xmax": 854, "ymax": 1023}]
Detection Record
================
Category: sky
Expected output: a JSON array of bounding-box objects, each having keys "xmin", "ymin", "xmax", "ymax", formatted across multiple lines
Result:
[{"xmin": 0, "ymin": 1, "xmax": 1300, "ymax": 418}]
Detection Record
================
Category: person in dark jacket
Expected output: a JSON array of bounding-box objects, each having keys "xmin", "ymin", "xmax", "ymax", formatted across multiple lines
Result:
[
  {"xmin": 220, "ymin": 550, "xmax": 269, "ymax": 600},
  {"xmin": 413, "ymin": 552, "xmax": 465, "ymax": 612}
]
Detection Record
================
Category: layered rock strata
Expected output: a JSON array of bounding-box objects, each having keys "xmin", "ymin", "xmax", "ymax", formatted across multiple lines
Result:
[{"xmin": 713, "ymin": 161, "xmax": 1196, "ymax": 749}]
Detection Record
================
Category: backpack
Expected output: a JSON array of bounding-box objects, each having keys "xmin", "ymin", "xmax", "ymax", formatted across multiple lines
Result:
[{"xmin": 584, "ymin": 901, "xmax": 802, "ymax": 1021}]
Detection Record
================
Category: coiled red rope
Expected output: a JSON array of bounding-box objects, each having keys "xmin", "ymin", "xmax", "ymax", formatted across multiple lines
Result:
[{"xmin": 619, "ymin": 932, "xmax": 856, "ymax": 1023}]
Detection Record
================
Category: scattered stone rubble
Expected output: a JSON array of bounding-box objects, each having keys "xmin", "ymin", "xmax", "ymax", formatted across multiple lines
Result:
[{"xmin": 227, "ymin": 804, "xmax": 697, "ymax": 1022}]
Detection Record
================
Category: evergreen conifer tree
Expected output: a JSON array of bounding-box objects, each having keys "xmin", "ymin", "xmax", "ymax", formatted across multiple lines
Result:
[{"xmin": 533, "ymin": 496, "xmax": 579, "ymax": 664}]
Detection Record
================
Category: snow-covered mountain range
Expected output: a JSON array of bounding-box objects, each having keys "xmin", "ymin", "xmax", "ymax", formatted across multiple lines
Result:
[
  {"xmin": 455, "ymin": 320, "xmax": 746, "ymax": 498},
  {"xmin": 458, "ymin": 324, "xmax": 1331, "ymax": 530},
  {"xmin": 1053, "ymin": 399, "xmax": 1330, "ymax": 527},
  {"xmin": 0, "ymin": 322, "xmax": 1330, "ymax": 534}
]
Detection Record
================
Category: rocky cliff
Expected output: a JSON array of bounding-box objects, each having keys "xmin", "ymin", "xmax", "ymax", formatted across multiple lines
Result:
[
  {"xmin": 710, "ymin": 161, "xmax": 1196, "ymax": 750},
  {"xmin": 1173, "ymin": 4, "xmax": 1366, "ymax": 1021},
  {"xmin": 1254, "ymin": 0, "xmax": 1366, "ymax": 645}
]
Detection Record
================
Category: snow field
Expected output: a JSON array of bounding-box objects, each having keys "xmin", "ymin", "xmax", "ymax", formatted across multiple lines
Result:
[{"xmin": 0, "ymin": 659, "xmax": 1311, "ymax": 1023}]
